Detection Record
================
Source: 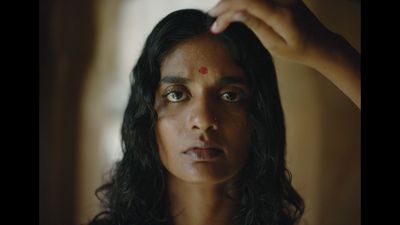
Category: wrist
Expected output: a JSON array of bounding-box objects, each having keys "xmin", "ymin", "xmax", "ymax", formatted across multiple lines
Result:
[{"xmin": 305, "ymin": 33, "xmax": 361, "ymax": 108}]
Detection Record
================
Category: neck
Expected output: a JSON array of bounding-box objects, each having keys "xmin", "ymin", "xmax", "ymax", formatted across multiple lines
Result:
[{"xmin": 166, "ymin": 174, "xmax": 241, "ymax": 225}]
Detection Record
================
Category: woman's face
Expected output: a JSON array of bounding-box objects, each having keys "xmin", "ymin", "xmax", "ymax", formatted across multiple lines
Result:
[{"xmin": 154, "ymin": 36, "xmax": 251, "ymax": 185}]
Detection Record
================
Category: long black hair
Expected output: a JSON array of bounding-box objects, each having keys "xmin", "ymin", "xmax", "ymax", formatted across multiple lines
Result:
[{"xmin": 88, "ymin": 9, "xmax": 304, "ymax": 225}]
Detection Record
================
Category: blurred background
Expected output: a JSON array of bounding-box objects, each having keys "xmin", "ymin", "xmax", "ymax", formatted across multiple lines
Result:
[{"xmin": 39, "ymin": 0, "xmax": 360, "ymax": 225}]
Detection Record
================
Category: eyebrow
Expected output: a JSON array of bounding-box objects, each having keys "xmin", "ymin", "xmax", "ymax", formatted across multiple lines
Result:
[
  {"xmin": 159, "ymin": 75, "xmax": 248, "ymax": 86},
  {"xmin": 218, "ymin": 76, "xmax": 248, "ymax": 86},
  {"xmin": 159, "ymin": 76, "xmax": 190, "ymax": 85}
]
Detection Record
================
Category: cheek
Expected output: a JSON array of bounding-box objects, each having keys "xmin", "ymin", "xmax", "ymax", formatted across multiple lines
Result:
[
  {"xmin": 221, "ymin": 109, "xmax": 251, "ymax": 163},
  {"xmin": 156, "ymin": 118, "xmax": 178, "ymax": 152},
  {"xmin": 155, "ymin": 112, "xmax": 186, "ymax": 168},
  {"xmin": 222, "ymin": 108, "xmax": 251, "ymax": 139}
]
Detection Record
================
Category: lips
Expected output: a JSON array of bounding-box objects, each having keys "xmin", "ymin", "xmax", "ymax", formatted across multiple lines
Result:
[{"xmin": 183, "ymin": 147, "xmax": 224, "ymax": 161}]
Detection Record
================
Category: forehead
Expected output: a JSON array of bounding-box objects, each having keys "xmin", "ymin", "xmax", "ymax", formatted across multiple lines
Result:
[{"xmin": 160, "ymin": 36, "xmax": 245, "ymax": 79}]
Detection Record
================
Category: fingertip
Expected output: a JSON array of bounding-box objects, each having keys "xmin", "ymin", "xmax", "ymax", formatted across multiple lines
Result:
[
  {"xmin": 210, "ymin": 22, "xmax": 220, "ymax": 34},
  {"xmin": 209, "ymin": 27, "xmax": 216, "ymax": 34}
]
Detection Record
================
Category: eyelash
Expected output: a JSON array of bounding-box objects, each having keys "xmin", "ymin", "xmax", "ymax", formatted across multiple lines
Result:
[
  {"xmin": 220, "ymin": 91, "xmax": 245, "ymax": 103},
  {"xmin": 161, "ymin": 87, "xmax": 246, "ymax": 103},
  {"xmin": 162, "ymin": 90, "xmax": 190, "ymax": 103}
]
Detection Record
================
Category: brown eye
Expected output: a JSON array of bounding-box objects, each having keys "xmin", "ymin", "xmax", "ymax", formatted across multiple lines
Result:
[{"xmin": 220, "ymin": 91, "xmax": 241, "ymax": 103}]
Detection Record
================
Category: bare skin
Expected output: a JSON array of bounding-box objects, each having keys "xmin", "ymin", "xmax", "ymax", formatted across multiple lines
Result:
[
  {"xmin": 209, "ymin": 0, "xmax": 361, "ymax": 108},
  {"xmin": 167, "ymin": 177, "xmax": 241, "ymax": 225},
  {"xmin": 155, "ymin": 36, "xmax": 250, "ymax": 225}
]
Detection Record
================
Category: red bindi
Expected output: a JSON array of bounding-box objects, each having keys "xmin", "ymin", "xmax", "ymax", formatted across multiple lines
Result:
[{"xmin": 198, "ymin": 66, "xmax": 208, "ymax": 75}]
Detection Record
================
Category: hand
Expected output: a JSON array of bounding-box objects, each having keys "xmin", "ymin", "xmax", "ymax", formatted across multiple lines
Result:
[
  {"xmin": 208, "ymin": 0, "xmax": 337, "ymax": 68},
  {"xmin": 209, "ymin": 0, "xmax": 361, "ymax": 109}
]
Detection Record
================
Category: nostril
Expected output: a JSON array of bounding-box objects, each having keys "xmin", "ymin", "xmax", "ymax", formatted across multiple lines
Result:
[
  {"xmin": 188, "ymin": 100, "xmax": 218, "ymax": 131},
  {"xmin": 190, "ymin": 116, "xmax": 218, "ymax": 131}
]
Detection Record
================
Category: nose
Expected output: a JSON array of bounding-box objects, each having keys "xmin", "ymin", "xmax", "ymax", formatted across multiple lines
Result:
[{"xmin": 188, "ymin": 97, "xmax": 218, "ymax": 132}]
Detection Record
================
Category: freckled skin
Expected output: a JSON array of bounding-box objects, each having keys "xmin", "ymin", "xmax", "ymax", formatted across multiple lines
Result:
[{"xmin": 154, "ymin": 36, "xmax": 252, "ymax": 185}]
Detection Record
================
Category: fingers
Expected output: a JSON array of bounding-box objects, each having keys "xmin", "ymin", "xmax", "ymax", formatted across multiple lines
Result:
[
  {"xmin": 208, "ymin": 0, "xmax": 328, "ymax": 65},
  {"xmin": 231, "ymin": 11, "xmax": 286, "ymax": 50},
  {"xmin": 209, "ymin": 0, "xmax": 278, "ymax": 27},
  {"xmin": 210, "ymin": 10, "xmax": 238, "ymax": 34},
  {"xmin": 211, "ymin": 7, "xmax": 286, "ymax": 52}
]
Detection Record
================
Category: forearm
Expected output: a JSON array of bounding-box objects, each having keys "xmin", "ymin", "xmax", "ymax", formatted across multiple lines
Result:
[
  {"xmin": 208, "ymin": 0, "xmax": 361, "ymax": 109},
  {"xmin": 307, "ymin": 33, "xmax": 361, "ymax": 109}
]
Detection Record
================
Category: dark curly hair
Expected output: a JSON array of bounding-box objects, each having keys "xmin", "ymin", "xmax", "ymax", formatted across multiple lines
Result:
[{"xmin": 88, "ymin": 9, "xmax": 304, "ymax": 225}]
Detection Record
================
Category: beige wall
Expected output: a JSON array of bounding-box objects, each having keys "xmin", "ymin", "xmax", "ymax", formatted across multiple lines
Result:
[{"xmin": 277, "ymin": 1, "xmax": 360, "ymax": 224}]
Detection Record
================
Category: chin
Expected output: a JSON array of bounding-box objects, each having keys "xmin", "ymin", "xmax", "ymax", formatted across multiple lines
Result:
[{"xmin": 174, "ymin": 163, "xmax": 240, "ymax": 185}]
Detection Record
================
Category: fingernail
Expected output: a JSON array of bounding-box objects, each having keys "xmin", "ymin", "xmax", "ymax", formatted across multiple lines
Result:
[{"xmin": 210, "ymin": 22, "xmax": 218, "ymax": 33}]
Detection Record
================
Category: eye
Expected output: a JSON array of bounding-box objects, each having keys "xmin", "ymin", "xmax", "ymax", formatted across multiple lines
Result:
[
  {"xmin": 220, "ymin": 91, "xmax": 242, "ymax": 103},
  {"xmin": 163, "ymin": 90, "xmax": 188, "ymax": 103}
]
